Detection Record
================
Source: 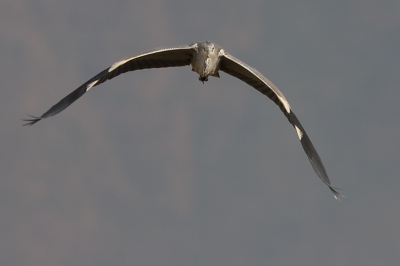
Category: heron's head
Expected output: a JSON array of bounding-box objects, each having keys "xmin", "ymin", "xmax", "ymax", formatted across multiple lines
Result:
[{"xmin": 202, "ymin": 42, "xmax": 215, "ymax": 57}]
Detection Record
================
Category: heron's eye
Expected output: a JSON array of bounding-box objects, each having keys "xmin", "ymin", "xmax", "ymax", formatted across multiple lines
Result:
[{"xmin": 212, "ymin": 47, "xmax": 214, "ymax": 51}]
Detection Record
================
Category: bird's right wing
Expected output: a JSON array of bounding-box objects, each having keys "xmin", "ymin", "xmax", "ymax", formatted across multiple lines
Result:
[
  {"xmin": 220, "ymin": 52, "xmax": 342, "ymax": 200},
  {"xmin": 23, "ymin": 43, "xmax": 198, "ymax": 126}
]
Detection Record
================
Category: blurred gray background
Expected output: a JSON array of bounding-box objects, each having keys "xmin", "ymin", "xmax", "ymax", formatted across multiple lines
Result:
[{"xmin": 2, "ymin": 0, "xmax": 400, "ymax": 265}]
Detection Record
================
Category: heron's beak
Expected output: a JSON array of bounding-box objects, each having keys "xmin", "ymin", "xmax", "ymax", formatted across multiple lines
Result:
[{"xmin": 204, "ymin": 47, "xmax": 212, "ymax": 57}]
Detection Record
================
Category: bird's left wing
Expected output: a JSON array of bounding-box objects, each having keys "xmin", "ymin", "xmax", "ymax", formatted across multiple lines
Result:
[
  {"xmin": 220, "ymin": 52, "xmax": 341, "ymax": 200},
  {"xmin": 23, "ymin": 44, "xmax": 198, "ymax": 126}
]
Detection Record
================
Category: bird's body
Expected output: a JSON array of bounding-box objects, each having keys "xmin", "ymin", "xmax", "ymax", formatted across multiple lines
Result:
[
  {"xmin": 191, "ymin": 41, "xmax": 222, "ymax": 82},
  {"xmin": 23, "ymin": 41, "xmax": 342, "ymax": 200}
]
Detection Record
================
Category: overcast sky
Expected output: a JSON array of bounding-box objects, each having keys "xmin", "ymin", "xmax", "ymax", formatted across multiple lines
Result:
[{"xmin": 2, "ymin": 0, "xmax": 400, "ymax": 265}]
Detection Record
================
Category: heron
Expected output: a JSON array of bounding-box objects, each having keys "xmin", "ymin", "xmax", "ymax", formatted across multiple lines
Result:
[{"xmin": 23, "ymin": 41, "xmax": 342, "ymax": 200}]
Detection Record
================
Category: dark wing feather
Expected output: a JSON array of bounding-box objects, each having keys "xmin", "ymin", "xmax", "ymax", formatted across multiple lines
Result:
[
  {"xmin": 220, "ymin": 53, "xmax": 342, "ymax": 200},
  {"xmin": 23, "ymin": 44, "xmax": 197, "ymax": 126}
]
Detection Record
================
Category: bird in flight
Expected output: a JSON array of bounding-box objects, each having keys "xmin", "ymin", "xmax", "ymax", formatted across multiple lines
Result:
[{"xmin": 23, "ymin": 41, "xmax": 342, "ymax": 200}]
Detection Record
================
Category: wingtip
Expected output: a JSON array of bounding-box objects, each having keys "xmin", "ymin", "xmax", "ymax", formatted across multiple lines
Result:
[
  {"xmin": 330, "ymin": 186, "xmax": 344, "ymax": 201},
  {"xmin": 22, "ymin": 115, "xmax": 41, "ymax": 127}
]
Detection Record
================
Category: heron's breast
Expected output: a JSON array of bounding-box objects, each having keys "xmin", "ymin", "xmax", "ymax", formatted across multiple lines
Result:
[{"xmin": 191, "ymin": 56, "xmax": 220, "ymax": 77}]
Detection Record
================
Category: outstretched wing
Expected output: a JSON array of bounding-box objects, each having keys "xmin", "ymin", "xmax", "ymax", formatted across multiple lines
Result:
[
  {"xmin": 23, "ymin": 44, "xmax": 198, "ymax": 126},
  {"xmin": 220, "ymin": 52, "xmax": 342, "ymax": 200}
]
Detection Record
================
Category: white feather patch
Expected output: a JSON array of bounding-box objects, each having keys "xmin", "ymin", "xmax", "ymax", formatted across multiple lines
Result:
[
  {"xmin": 279, "ymin": 98, "xmax": 291, "ymax": 114},
  {"xmin": 109, "ymin": 59, "xmax": 129, "ymax": 72},
  {"xmin": 86, "ymin": 80, "xmax": 98, "ymax": 91},
  {"xmin": 295, "ymin": 126, "xmax": 303, "ymax": 140}
]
